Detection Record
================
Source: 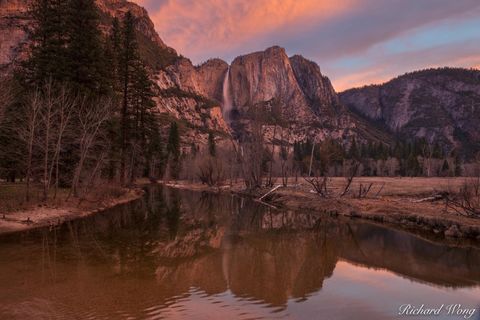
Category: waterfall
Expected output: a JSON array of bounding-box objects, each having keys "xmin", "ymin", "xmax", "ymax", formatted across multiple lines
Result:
[{"xmin": 222, "ymin": 67, "xmax": 233, "ymax": 122}]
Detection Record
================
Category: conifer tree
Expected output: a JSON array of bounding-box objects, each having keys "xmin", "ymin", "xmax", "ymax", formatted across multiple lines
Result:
[
  {"xmin": 23, "ymin": 0, "xmax": 68, "ymax": 86},
  {"xmin": 208, "ymin": 132, "xmax": 216, "ymax": 157},
  {"xmin": 167, "ymin": 122, "xmax": 181, "ymax": 180},
  {"xmin": 119, "ymin": 11, "xmax": 138, "ymax": 184},
  {"xmin": 104, "ymin": 17, "xmax": 122, "ymax": 93},
  {"xmin": 64, "ymin": 0, "xmax": 107, "ymax": 94},
  {"xmin": 441, "ymin": 159, "xmax": 450, "ymax": 176},
  {"xmin": 348, "ymin": 137, "xmax": 359, "ymax": 160}
]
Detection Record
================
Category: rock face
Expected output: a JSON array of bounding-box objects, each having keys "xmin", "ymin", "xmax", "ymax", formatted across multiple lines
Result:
[
  {"xmin": 340, "ymin": 68, "xmax": 480, "ymax": 154},
  {"xmin": 230, "ymin": 46, "xmax": 315, "ymax": 122},
  {"xmin": 96, "ymin": 0, "xmax": 167, "ymax": 49},
  {"xmin": 159, "ymin": 57, "xmax": 228, "ymax": 103},
  {"xmin": 0, "ymin": 0, "xmax": 30, "ymax": 70},
  {"xmin": 227, "ymin": 46, "xmax": 386, "ymax": 144},
  {"xmin": 290, "ymin": 55, "xmax": 339, "ymax": 117}
]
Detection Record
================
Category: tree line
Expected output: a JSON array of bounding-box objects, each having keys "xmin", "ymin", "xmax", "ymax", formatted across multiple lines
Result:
[{"xmin": 0, "ymin": 0, "xmax": 181, "ymax": 201}]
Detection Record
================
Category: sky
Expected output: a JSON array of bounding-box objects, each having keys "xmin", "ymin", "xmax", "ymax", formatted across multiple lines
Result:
[{"xmin": 135, "ymin": 0, "xmax": 480, "ymax": 92}]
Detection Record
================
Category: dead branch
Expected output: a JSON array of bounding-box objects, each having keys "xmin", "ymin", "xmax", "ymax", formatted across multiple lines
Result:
[
  {"xmin": 356, "ymin": 183, "xmax": 373, "ymax": 199},
  {"xmin": 304, "ymin": 176, "xmax": 329, "ymax": 198},
  {"xmin": 340, "ymin": 162, "xmax": 359, "ymax": 197}
]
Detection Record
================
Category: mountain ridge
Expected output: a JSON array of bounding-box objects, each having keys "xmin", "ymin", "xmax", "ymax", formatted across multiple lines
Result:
[{"xmin": 339, "ymin": 67, "xmax": 480, "ymax": 156}]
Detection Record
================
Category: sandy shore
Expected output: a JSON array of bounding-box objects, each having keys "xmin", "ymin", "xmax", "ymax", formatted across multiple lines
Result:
[
  {"xmin": 0, "ymin": 188, "xmax": 145, "ymax": 235},
  {"xmin": 164, "ymin": 178, "xmax": 480, "ymax": 241}
]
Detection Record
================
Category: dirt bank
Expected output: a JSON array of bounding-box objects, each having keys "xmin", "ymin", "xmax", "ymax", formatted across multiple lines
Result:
[
  {"xmin": 163, "ymin": 178, "xmax": 480, "ymax": 241},
  {"xmin": 0, "ymin": 188, "xmax": 145, "ymax": 235}
]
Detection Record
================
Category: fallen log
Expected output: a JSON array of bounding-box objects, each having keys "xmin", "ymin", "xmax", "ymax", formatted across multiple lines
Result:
[
  {"xmin": 258, "ymin": 185, "xmax": 282, "ymax": 201},
  {"xmin": 413, "ymin": 192, "xmax": 449, "ymax": 203}
]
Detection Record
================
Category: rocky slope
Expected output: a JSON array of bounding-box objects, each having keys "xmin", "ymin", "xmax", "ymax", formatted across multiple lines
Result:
[{"xmin": 340, "ymin": 68, "xmax": 480, "ymax": 155}]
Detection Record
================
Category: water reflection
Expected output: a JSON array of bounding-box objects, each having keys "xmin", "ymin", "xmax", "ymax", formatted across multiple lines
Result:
[{"xmin": 0, "ymin": 185, "xmax": 479, "ymax": 319}]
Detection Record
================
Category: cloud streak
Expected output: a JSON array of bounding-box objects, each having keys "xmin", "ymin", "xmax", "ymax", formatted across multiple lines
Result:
[{"xmin": 134, "ymin": 0, "xmax": 480, "ymax": 91}]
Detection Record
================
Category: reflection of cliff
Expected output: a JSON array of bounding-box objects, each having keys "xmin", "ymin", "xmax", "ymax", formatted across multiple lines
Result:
[
  {"xmin": 155, "ymin": 251, "xmax": 227, "ymax": 296},
  {"xmin": 339, "ymin": 223, "xmax": 480, "ymax": 287},
  {"xmin": 226, "ymin": 232, "xmax": 338, "ymax": 306}
]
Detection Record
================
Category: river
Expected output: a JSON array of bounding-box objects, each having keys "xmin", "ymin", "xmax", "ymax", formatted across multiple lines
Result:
[{"xmin": 0, "ymin": 186, "xmax": 479, "ymax": 319}]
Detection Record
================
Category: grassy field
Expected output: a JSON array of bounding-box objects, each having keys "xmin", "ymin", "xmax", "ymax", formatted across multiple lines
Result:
[{"xmin": 295, "ymin": 176, "xmax": 473, "ymax": 197}]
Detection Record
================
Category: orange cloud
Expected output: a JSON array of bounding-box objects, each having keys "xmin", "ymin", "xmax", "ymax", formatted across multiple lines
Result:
[{"xmin": 137, "ymin": 0, "xmax": 356, "ymax": 62}]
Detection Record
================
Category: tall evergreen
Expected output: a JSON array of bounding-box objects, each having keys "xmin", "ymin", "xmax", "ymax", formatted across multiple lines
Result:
[
  {"xmin": 208, "ymin": 132, "xmax": 216, "ymax": 157},
  {"xmin": 23, "ymin": 0, "xmax": 68, "ymax": 86},
  {"xmin": 167, "ymin": 122, "xmax": 181, "ymax": 179},
  {"xmin": 104, "ymin": 17, "xmax": 122, "ymax": 93},
  {"xmin": 64, "ymin": 0, "xmax": 107, "ymax": 94},
  {"xmin": 119, "ymin": 11, "xmax": 138, "ymax": 184},
  {"xmin": 348, "ymin": 137, "xmax": 359, "ymax": 160}
]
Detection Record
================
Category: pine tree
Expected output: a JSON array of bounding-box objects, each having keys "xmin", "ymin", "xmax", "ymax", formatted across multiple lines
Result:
[
  {"xmin": 64, "ymin": 0, "xmax": 107, "ymax": 94},
  {"xmin": 441, "ymin": 159, "xmax": 450, "ymax": 176},
  {"xmin": 348, "ymin": 137, "xmax": 359, "ymax": 160},
  {"xmin": 167, "ymin": 122, "xmax": 181, "ymax": 180},
  {"xmin": 208, "ymin": 132, "xmax": 216, "ymax": 157},
  {"xmin": 454, "ymin": 155, "xmax": 462, "ymax": 176},
  {"xmin": 406, "ymin": 153, "xmax": 421, "ymax": 176},
  {"xmin": 119, "ymin": 11, "xmax": 138, "ymax": 184},
  {"xmin": 23, "ymin": 0, "xmax": 68, "ymax": 86},
  {"xmin": 104, "ymin": 17, "xmax": 122, "ymax": 93}
]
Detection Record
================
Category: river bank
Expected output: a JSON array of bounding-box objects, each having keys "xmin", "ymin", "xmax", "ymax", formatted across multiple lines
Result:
[
  {"xmin": 163, "ymin": 177, "xmax": 480, "ymax": 241},
  {"xmin": 0, "ymin": 187, "xmax": 144, "ymax": 235}
]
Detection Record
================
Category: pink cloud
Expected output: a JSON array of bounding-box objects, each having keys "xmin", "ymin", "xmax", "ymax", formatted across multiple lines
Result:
[{"xmin": 135, "ymin": 0, "xmax": 356, "ymax": 62}]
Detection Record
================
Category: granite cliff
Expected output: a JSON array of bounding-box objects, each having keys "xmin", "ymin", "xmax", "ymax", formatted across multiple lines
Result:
[{"xmin": 340, "ymin": 68, "xmax": 480, "ymax": 155}]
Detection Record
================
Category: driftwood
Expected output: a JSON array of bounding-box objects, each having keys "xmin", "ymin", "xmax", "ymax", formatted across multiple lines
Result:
[
  {"xmin": 259, "ymin": 185, "xmax": 282, "ymax": 201},
  {"xmin": 414, "ymin": 192, "xmax": 449, "ymax": 203},
  {"xmin": 254, "ymin": 198, "xmax": 278, "ymax": 209}
]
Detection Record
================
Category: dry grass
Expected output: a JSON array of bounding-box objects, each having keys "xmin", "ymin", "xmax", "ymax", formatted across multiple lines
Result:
[
  {"xmin": 298, "ymin": 177, "xmax": 471, "ymax": 197},
  {"xmin": 0, "ymin": 182, "xmax": 142, "ymax": 234},
  {"xmin": 0, "ymin": 182, "xmax": 127, "ymax": 214}
]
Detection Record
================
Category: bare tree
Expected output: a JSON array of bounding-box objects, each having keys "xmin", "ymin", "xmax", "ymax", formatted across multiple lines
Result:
[
  {"xmin": 421, "ymin": 141, "xmax": 434, "ymax": 177},
  {"xmin": 279, "ymin": 128, "xmax": 292, "ymax": 187},
  {"xmin": 265, "ymin": 125, "xmax": 277, "ymax": 188},
  {"xmin": 304, "ymin": 176, "xmax": 329, "ymax": 197},
  {"xmin": 356, "ymin": 183, "xmax": 373, "ymax": 199},
  {"xmin": 340, "ymin": 161, "xmax": 359, "ymax": 197},
  {"xmin": 50, "ymin": 87, "xmax": 76, "ymax": 198},
  {"xmin": 16, "ymin": 88, "xmax": 42, "ymax": 201},
  {"xmin": 70, "ymin": 97, "xmax": 112, "ymax": 198},
  {"xmin": 39, "ymin": 81, "xmax": 58, "ymax": 200},
  {"xmin": 446, "ymin": 179, "xmax": 480, "ymax": 218}
]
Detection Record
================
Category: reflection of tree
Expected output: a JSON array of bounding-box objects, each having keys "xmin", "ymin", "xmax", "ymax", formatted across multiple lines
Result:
[{"xmin": 166, "ymin": 194, "xmax": 181, "ymax": 240}]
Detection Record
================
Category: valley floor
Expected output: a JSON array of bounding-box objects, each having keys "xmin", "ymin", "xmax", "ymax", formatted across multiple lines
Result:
[
  {"xmin": 164, "ymin": 177, "xmax": 480, "ymax": 242},
  {"xmin": 0, "ymin": 184, "xmax": 144, "ymax": 235}
]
